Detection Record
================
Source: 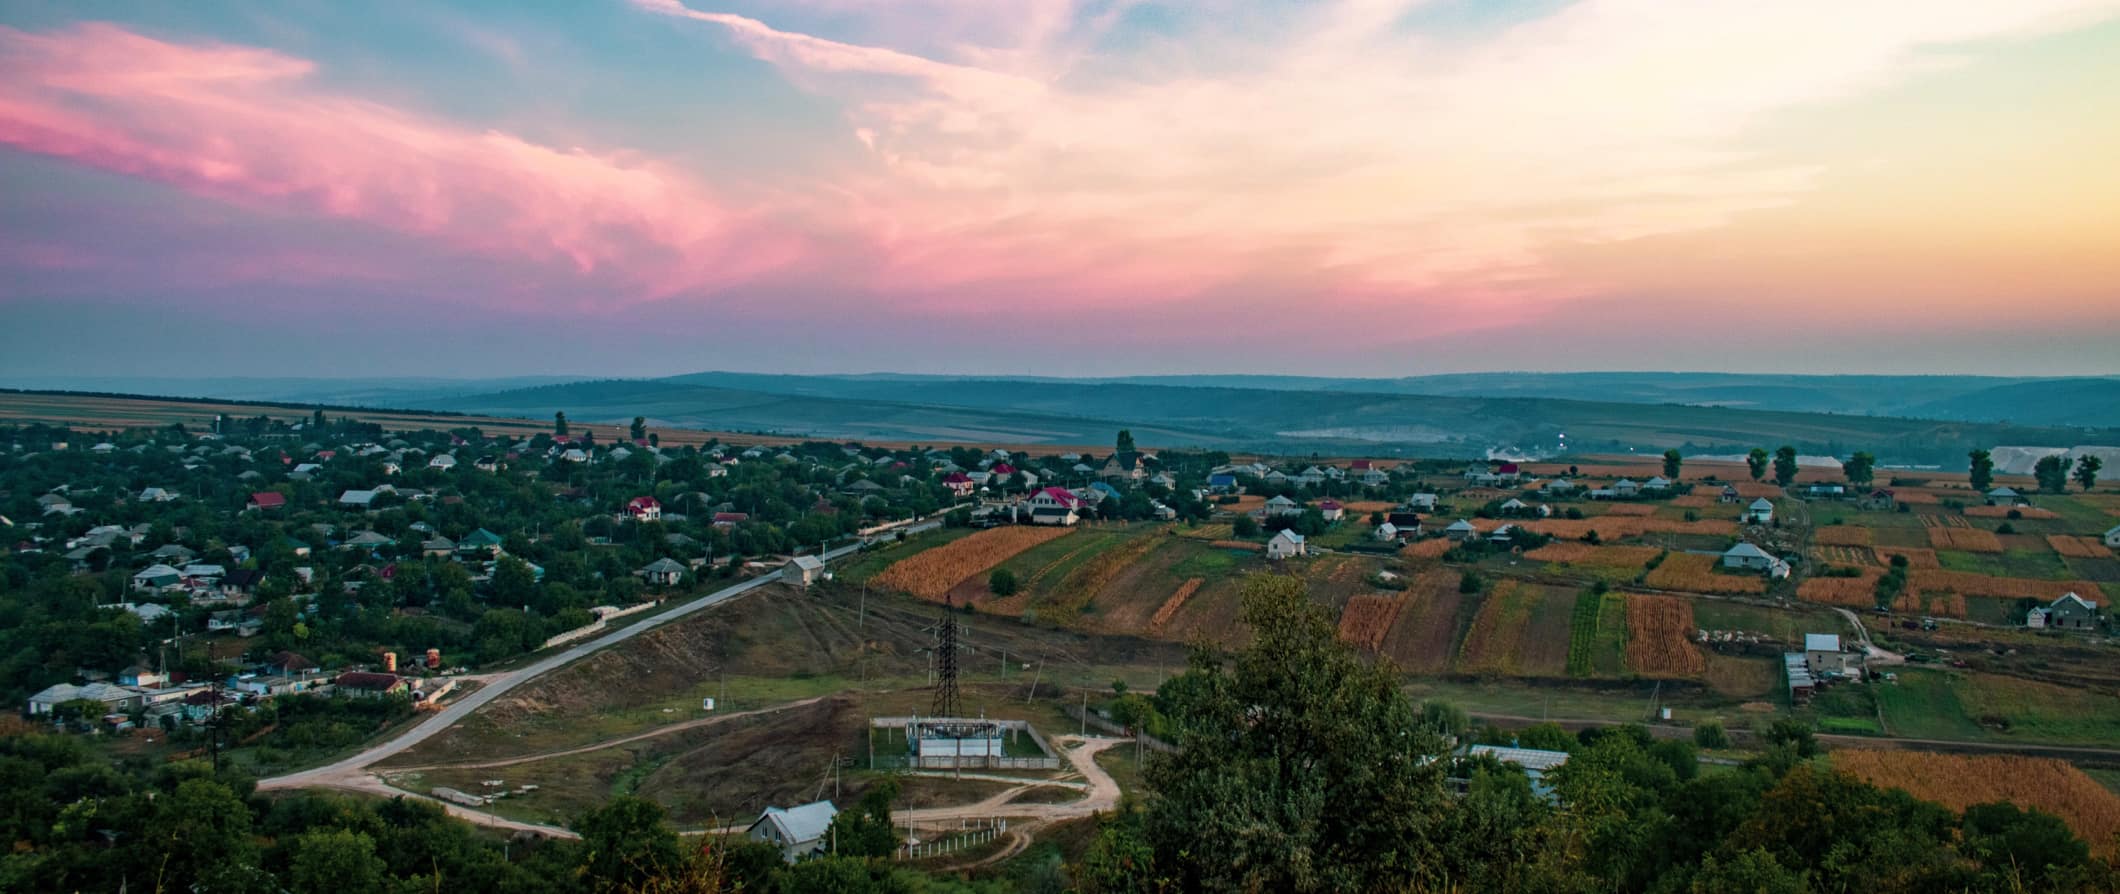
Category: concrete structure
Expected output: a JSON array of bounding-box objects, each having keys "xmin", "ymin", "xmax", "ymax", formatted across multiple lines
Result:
[
  {"xmin": 785, "ymin": 554, "xmax": 826, "ymax": 587},
  {"xmin": 1804, "ymin": 633, "xmax": 1858, "ymax": 677}
]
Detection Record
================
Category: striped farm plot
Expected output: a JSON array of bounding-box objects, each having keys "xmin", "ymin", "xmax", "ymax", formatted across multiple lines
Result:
[
  {"xmin": 1524, "ymin": 543, "xmax": 1663, "ymax": 583},
  {"xmin": 1921, "ymin": 515, "xmax": 2004, "ymax": 553},
  {"xmin": 1624, "ymin": 594, "xmax": 1706, "ymax": 676},
  {"xmin": 1964, "ymin": 505, "xmax": 2061, "ymax": 520},
  {"xmin": 1798, "ymin": 570, "xmax": 1884, "ymax": 609},
  {"xmin": 1456, "ymin": 581, "xmax": 1574, "ymax": 677},
  {"xmin": 2047, "ymin": 535, "xmax": 2114, "ymax": 559},
  {"xmin": 874, "ymin": 526, "xmax": 1077, "ymax": 600},
  {"xmin": 1892, "ymin": 591, "xmax": 1968, "ymax": 619},
  {"xmin": 1907, "ymin": 570, "xmax": 2105, "ymax": 604},
  {"xmin": 1810, "ymin": 544, "xmax": 1877, "ymax": 568},
  {"xmin": 1644, "ymin": 552, "xmax": 1766, "ymax": 595},
  {"xmin": 1874, "ymin": 546, "xmax": 1943, "ymax": 568},
  {"xmin": 1149, "ymin": 579, "xmax": 1205, "ymax": 635},
  {"xmin": 1376, "ymin": 570, "xmax": 1470, "ymax": 674},
  {"xmin": 1338, "ymin": 595, "xmax": 1406, "ymax": 652},
  {"xmin": 1813, "ymin": 525, "xmax": 1874, "ymax": 547}
]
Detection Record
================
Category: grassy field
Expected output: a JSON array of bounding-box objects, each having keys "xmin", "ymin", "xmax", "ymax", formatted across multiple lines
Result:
[{"xmin": 1875, "ymin": 668, "xmax": 2120, "ymax": 746}]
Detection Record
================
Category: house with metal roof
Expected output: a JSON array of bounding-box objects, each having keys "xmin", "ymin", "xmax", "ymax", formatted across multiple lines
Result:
[
  {"xmin": 1744, "ymin": 498, "xmax": 1775, "ymax": 524},
  {"xmin": 1466, "ymin": 745, "xmax": 1571, "ymax": 802},
  {"xmin": 747, "ymin": 801, "xmax": 841, "ymax": 863},
  {"xmin": 1721, "ymin": 542, "xmax": 1774, "ymax": 571},
  {"xmin": 639, "ymin": 558, "xmax": 686, "ymax": 587},
  {"xmin": 1266, "ymin": 529, "xmax": 1307, "ymax": 560},
  {"xmin": 785, "ymin": 554, "xmax": 826, "ymax": 587}
]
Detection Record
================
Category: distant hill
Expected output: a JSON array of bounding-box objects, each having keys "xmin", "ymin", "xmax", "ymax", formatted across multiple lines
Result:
[
  {"xmin": 1897, "ymin": 378, "xmax": 2120, "ymax": 428},
  {"xmin": 411, "ymin": 375, "xmax": 2119, "ymax": 463}
]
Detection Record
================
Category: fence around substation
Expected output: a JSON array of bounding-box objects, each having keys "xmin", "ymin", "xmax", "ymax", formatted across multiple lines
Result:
[{"xmin": 897, "ymin": 817, "xmax": 1008, "ymax": 861}]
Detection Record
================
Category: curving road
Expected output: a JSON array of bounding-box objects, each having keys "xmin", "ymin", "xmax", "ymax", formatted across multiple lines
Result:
[{"xmin": 258, "ymin": 527, "xmax": 935, "ymax": 811}]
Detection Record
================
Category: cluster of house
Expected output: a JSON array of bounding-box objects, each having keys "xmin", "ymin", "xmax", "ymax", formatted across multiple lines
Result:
[{"xmin": 25, "ymin": 649, "xmax": 457, "ymax": 731}]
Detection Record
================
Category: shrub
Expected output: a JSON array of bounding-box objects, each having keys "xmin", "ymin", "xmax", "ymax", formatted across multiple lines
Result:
[
  {"xmin": 988, "ymin": 568, "xmax": 1018, "ymax": 596},
  {"xmin": 1693, "ymin": 720, "xmax": 1730, "ymax": 749}
]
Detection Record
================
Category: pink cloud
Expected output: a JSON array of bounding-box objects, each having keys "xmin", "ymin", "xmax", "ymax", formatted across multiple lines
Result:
[{"xmin": 0, "ymin": 23, "xmax": 806, "ymax": 304}]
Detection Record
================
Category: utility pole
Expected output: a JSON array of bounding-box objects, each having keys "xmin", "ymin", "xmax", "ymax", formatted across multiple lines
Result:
[{"xmin": 1080, "ymin": 688, "xmax": 1088, "ymax": 736}]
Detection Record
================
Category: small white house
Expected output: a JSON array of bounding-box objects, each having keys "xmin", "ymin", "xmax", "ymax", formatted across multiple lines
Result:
[
  {"xmin": 1266, "ymin": 529, "xmax": 1307, "ymax": 560},
  {"xmin": 1721, "ymin": 542, "xmax": 1775, "ymax": 572},
  {"xmin": 1610, "ymin": 479, "xmax": 1640, "ymax": 498},
  {"xmin": 1744, "ymin": 498, "xmax": 1774, "ymax": 524},
  {"xmin": 1264, "ymin": 495, "xmax": 1303, "ymax": 518},
  {"xmin": 1444, "ymin": 519, "xmax": 1479, "ymax": 542},
  {"xmin": 1317, "ymin": 500, "xmax": 1344, "ymax": 522},
  {"xmin": 1804, "ymin": 633, "xmax": 1858, "ymax": 677},
  {"xmin": 1407, "ymin": 493, "xmax": 1439, "ymax": 511},
  {"xmin": 1374, "ymin": 522, "xmax": 1399, "ymax": 542},
  {"xmin": 1986, "ymin": 486, "xmax": 2023, "ymax": 506},
  {"xmin": 746, "ymin": 800, "xmax": 840, "ymax": 864},
  {"xmin": 2102, "ymin": 524, "xmax": 2120, "ymax": 549}
]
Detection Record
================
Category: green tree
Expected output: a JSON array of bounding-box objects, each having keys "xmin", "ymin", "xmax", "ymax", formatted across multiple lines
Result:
[
  {"xmin": 154, "ymin": 777, "xmax": 263, "ymax": 893},
  {"xmin": 1141, "ymin": 575, "xmax": 1451, "ymax": 892},
  {"xmin": 987, "ymin": 567, "xmax": 1018, "ymax": 596},
  {"xmin": 1960, "ymin": 801, "xmax": 2091, "ymax": 891},
  {"xmin": 1772, "ymin": 446, "xmax": 1799, "ymax": 487},
  {"xmin": 1969, "ymin": 448, "xmax": 1995, "ymax": 492},
  {"xmin": 1843, "ymin": 451, "xmax": 1876, "ymax": 488},
  {"xmin": 1747, "ymin": 448, "xmax": 1769, "ymax": 482},
  {"xmin": 1662, "ymin": 449, "xmax": 1683, "ymax": 480},
  {"xmin": 492, "ymin": 554, "xmax": 537, "ymax": 608},
  {"xmin": 2072, "ymin": 455, "xmax": 2101, "ymax": 491},
  {"xmin": 629, "ymin": 416, "xmax": 647, "ymax": 441},
  {"xmin": 1115, "ymin": 429, "xmax": 1136, "ymax": 454},
  {"xmin": 554, "ymin": 411, "xmax": 569, "ymax": 436},
  {"xmin": 574, "ymin": 796, "xmax": 682, "ymax": 892},
  {"xmin": 1693, "ymin": 720, "xmax": 1730, "ymax": 749},
  {"xmin": 288, "ymin": 828, "xmax": 386, "ymax": 894},
  {"xmin": 1687, "ymin": 847, "xmax": 1805, "ymax": 894},
  {"xmin": 2034, "ymin": 454, "xmax": 2073, "ymax": 494},
  {"xmin": 825, "ymin": 779, "xmax": 899, "ymax": 857},
  {"xmin": 1232, "ymin": 514, "xmax": 1260, "ymax": 538}
]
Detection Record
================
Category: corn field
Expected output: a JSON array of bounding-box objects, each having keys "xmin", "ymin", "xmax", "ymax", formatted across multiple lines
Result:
[
  {"xmin": 1834, "ymin": 751, "xmax": 2120, "ymax": 857},
  {"xmin": 1149, "ymin": 578, "xmax": 1204, "ymax": 634},
  {"xmin": 872, "ymin": 526, "xmax": 1076, "ymax": 599},
  {"xmin": 1337, "ymin": 594, "xmax": 1404, "ymax": 652},
  {"xmin": 1624, "ymin": 594, "xmax": 1705, "ymax": 675},
  {"xmin": 1644, "ymin": 552, "xmax": 1765, "ymax": 595}
]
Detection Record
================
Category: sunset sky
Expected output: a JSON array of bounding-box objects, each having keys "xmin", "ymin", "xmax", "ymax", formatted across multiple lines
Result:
[{"xmin": 2, "ymin": 1, "xmax": 2117, "ymax": 378}]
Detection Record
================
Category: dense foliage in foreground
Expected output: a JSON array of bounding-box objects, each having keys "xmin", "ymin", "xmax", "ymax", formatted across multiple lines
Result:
[{"xmin": 7, "ymin": 574, "xmax": 2115, "ymax": 892}]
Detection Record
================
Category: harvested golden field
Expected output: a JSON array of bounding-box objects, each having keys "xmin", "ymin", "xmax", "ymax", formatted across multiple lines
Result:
[
  {"xmin": 1834, "ymin": 751, "xmax": 2120, "ymax": 857},
  {"xmin": 1052, "ymin": 534, "xmax": 1162, "ymax": 614},
  {"xmin": 1907, "ymin": 570, "xmax": 2104, "ymax": 603},
  {"xmin": 1926, "ymin": 526, "xmax": 2004, "ymax": 553},
  {"xmin": 1210, "ymin": 540, "xmax": 1263, "ymax": 552},
  {"xmin": 1177, "ymin": 524, "xmax": 1233, "ymax": 540},
  {"xmin": 1798, "ymin": 571, "xmax": 1882, "ymax": 608},
  {"xmin": 1400, "ymin": 538, "xmax": 1456, "ymax": 560},
  {"xmin": 1814, "ymin": 526, "xmax": 1874, "ymax": 547},
  {"xmin": 1670, "ymin": 494, "xmax": 1715, "ymax": 508},
  {"xmin": 1523, "ymin": 517, "xmax": 1642, "ymax": 539},
  {"xmin": 1638, "ymin": 518, "xmax": 1740, "ymax": 536},
  {"xmin": 1526, "ymin": 542, "xmax": 1661, "ymax": 569},
  {"xmin": 1892, "ymin": 591, "xmax": 1967, "ymax": 618},
  {"xmin": 1603, "ymin": 503, "xmax": 1658, "ymax": 517},
  {"xmin": 1644, "ymin": 552, "xmax": 1766, "ymax": 595},
  {"xmin": 1624, "ymin": 594, "xmax": 1705, "ymax": 676},
  {"xmin": 1340, "ymin": 501, "xmax": 1397, "ymax": 514},
  {"xmin": 1149, "ymin": 579, "xmax": 1204, "ymax": 634},
  {"xmin": 1964, "ymin": 505, "xmax": 2060, "ymax": 519},
  {"xmin": 1217, "ymin": 495, "xmax": 1266, "ymax": 514},
  {"xmin": 1874, "ymin": 547, "xmax": 1942, "ymax": 568},
  {"xmin": 2048, "ymin": 535, "xmax": 2114, "ymax": 559},
  {"xmin": 873, "ymin": 526, "xmax": 1075, "ymax": 599},
  {"xmin": 1376, "ymin": 571, "xmax": 1467, "ymax": 674},
  {"xmin": 1811, "ymin": 544, "xmax": 1876, "ymax": 567},
  {"xmin": 1338, "ymin": 595, "xmax": 1404, "ymax": 651}
]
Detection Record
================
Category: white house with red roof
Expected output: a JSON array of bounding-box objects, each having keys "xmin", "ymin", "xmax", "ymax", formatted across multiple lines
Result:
[
  {"xmin": 624, "ymin": 496, "xmax": 662, "ymax": 522},
  {"xmin": 246, "ymin": 492, "xmax": 286, "ymax": 511},
  {"xmin": 942, "ymin": 472, "xmax": 975, "ymax": 498},
  {"xmin": 1024, "ymin": 487, "xmax": 1082, "ymax": 526},
  {"xmin": 1317, "ymin": 500, "xmax": 1345, "ymax": 522}
]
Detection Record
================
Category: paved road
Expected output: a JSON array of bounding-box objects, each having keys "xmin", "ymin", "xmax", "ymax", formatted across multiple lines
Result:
[{"xmin": 260, "ymin": 526, "xmax": 934, "ymax": 798}]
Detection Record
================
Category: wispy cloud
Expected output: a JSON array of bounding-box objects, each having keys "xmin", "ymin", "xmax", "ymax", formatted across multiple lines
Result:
[
  {"xmin": 639, "ymin": 0, "xmax": 2118, "ymax": 310},
  {"xmin": 0, "ymin": 22, "xmax": 805, "ymax": 303}
]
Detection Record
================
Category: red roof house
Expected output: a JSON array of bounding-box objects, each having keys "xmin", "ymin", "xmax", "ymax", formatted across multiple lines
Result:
[
  {"xmin": 247, "ymin": 492, "xmax": 287, "ymax": 511},
  {"xmin": 625, "ymin": 496, "xmax": 663, "ymax": 521}
]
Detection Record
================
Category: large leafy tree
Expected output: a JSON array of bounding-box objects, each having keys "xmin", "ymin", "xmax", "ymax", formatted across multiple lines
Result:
[
  {"xmin": 573, "ymin": 796, "xmax": 682, "ymax": 893},
  {"xmin": 2072, "ymin": 455, "xmax": 2102, "ymax": 492},
  {"xmin": 1662, "ymin": 449, "xmax": 1682, "ymax": 480},
  {"xmin": 1843, "ymin": 451, "xmax": 1876, "ymax": 488},
  {"xmin": 1772, "ymin": 446, "xmax": 1800, "ymax": 487},
  {"xmin": 1139, "ymin": 574, "xmax": 1450, "ymax": 892},
  {"xmin": 2034, "ymin": 454, "xmax": 2073, "ymax": 494},
  {"xmin": 1969, "ymin": 448, "xmax": 1995, "ymax": 492},
  {"xmin": 825, "ymin": 779, "xmax": 900, "ymax": 858},
  {"xmin": 1747, "ymin": 448, "xmax": 1769, "ymax": 482}
]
